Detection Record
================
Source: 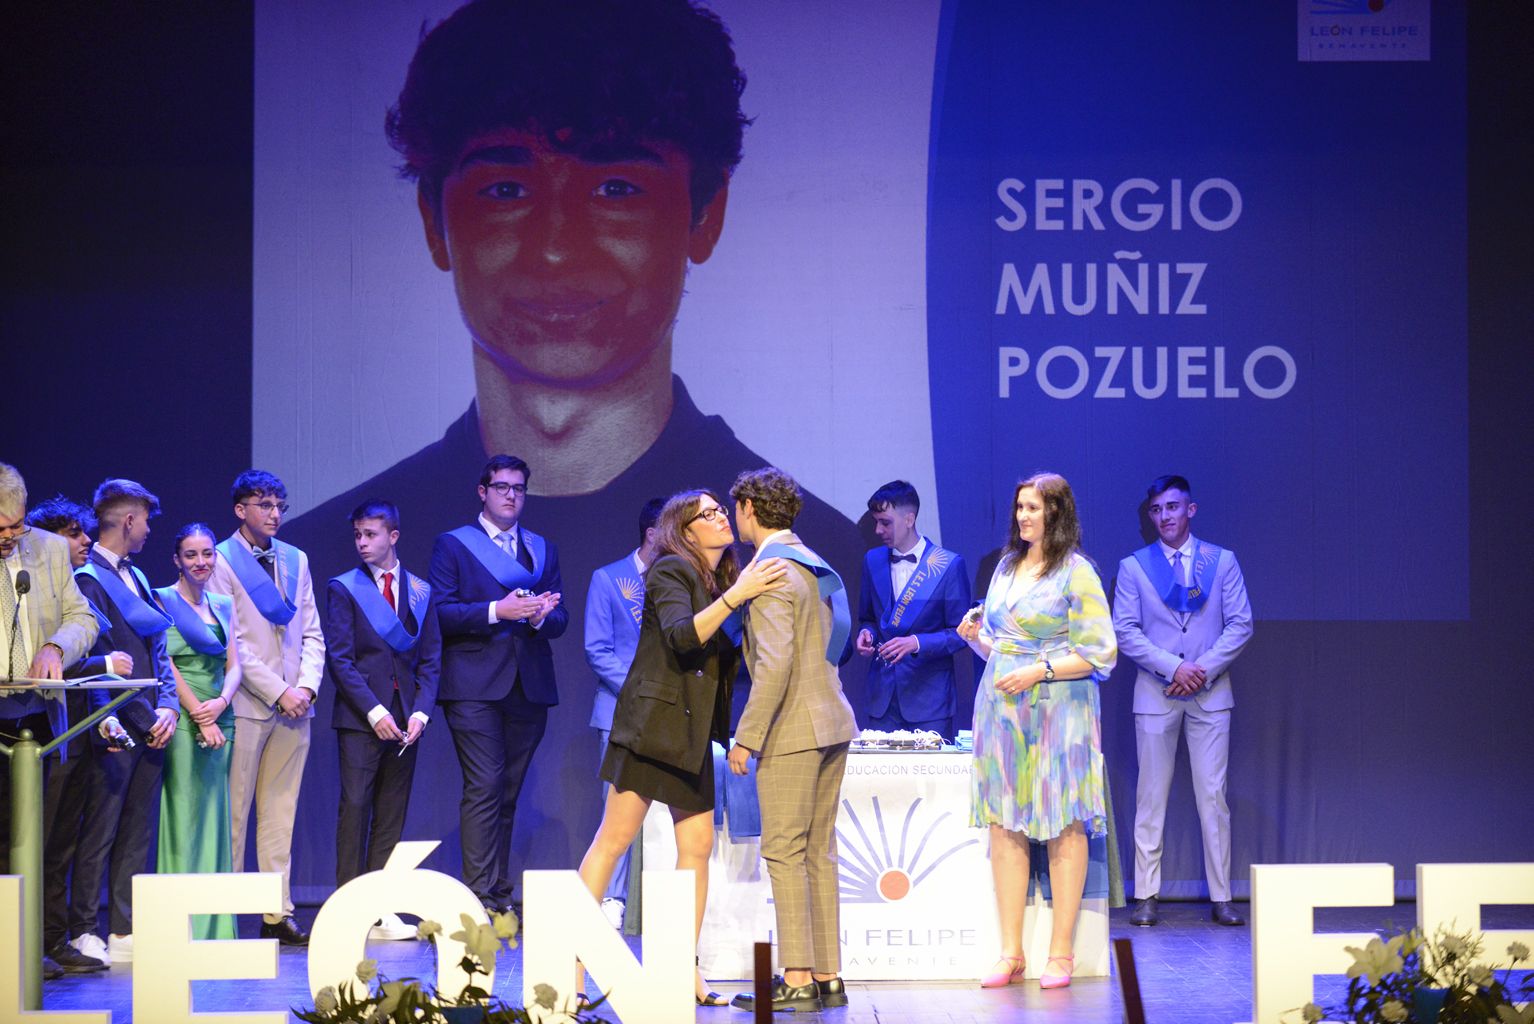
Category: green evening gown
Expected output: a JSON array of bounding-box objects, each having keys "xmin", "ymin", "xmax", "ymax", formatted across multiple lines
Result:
[{"xmin": 158, "ymin": 615, "xmax": 237, "ymax": 939}]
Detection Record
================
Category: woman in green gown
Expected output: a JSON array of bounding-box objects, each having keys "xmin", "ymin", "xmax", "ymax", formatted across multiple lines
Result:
[{"xmin": 154, "ymin": 523, "xmax": 242, "ymax": 940}]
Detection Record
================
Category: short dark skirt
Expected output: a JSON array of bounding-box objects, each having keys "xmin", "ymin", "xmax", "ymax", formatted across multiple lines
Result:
[{"xmin": 600, "ymin": 737, "xmax": 715, "ymax": 815}]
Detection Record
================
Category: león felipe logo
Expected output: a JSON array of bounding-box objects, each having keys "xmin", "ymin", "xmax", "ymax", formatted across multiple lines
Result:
[{"xmin": 837, "ymin": 796, "xmax": 977, "ymax": 903}]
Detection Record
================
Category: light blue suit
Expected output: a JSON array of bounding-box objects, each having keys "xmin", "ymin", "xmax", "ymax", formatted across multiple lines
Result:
[
  {"xmin": 582, "ymin": 550, "xmax": 646, "ymax": 906},
  {"xmin": 1113, "ymin": 536, "xmax": 1253, "ymax": 902},
  {"xmin": 857, "ymin": 538, "xmax": 971, "ymax": 731}
]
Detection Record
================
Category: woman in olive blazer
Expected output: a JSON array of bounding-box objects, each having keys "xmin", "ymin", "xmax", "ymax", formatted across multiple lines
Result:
[{"xmin": 577, "ymin": 489, "xmax": 785, "ymax": 1006}]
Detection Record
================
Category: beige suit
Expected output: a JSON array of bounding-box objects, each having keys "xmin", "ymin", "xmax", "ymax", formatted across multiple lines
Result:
[
  {"xmin": 206, "ymin": 532, "xmax": 325, "ymax": 922},
  {"xmin": 738, "ymin": 531, "xmax": 858, "ymax": 972}
]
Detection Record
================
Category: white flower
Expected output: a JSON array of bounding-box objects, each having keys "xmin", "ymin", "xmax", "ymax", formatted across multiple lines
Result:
[
  {"xmin": 355, "ymin": 958, "xmax": 378, "ymax": 983},
  {"xmin": 377, "ymin": 979, "xmax": 409, "ymax": 1015},
  {"xmin": 1440, "ymin": 933, "xmax": 1468, "ymax": 959},
  {"xmin": 1380, "ymin": 999, "xmax": 1408, "ymax": 1022},
  {"xmin": 1469, "ymin": 963, "xmax": 1495, "ymax": 987},
  {"xmin": 1344, "ymin": 935, "xmax": 1405, "ymax": 986},
  {"xmin": 1508, "ymin": 941, "xmax": 1530, "ymax": 961},
  {"xmin": 450, "ymin": 913, "xmax": 502, "ymax": 965},
  {"xmin": 493, "ymin": 908, "xmax": 520, "ymax": 944},
  {"xmin": 313, "ymin": 986, "xmax": 338, "ymax": 1015},
  {"xmin": 416, "ymin": 919, "xmax": 442, "ymax": 941},
  {"xmin": 1300, "ymin": 1003, "xmax": 1324, "ymax": 1023}
]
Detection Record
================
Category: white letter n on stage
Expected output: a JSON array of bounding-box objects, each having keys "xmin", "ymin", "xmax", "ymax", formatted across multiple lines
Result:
[{"xmin": 521, "ymin": 869, "xmax": 694, "ymax": 1023}]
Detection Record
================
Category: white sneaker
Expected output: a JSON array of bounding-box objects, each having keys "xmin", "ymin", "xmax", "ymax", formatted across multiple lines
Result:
[
  {"xmin": 600, "ymin": 898, "xmax": 625, "ymax": 930},
  {"xmin": 107, "ymin": 933, "xmax": 133, "ymax": 963},
  {"xmin": 70, "ymin": 933, "xmax": 109, "ymax": 964},
  {"xmin": 368, "ymin": 913, "xmax": 416, "ymax": 942}
]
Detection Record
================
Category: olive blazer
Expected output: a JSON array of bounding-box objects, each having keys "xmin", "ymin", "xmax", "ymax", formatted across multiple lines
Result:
[{"xmin": 606, "ymin": 554, "xmax": 739, "ymax": 772}]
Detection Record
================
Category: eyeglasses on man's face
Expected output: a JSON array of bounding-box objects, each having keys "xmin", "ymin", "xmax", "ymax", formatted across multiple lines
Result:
[
  {"xmin": 691, "ymin": 506, "xmax": 728, "ymax": 524},
  {"xmin": 0, "ymin": 520, "xmax": 31, "ymax": 540},
  {"xmin": 485, "ymin": 482, "xmax": 527, "ymax": 497},
  {"xmin": 242, "ymin": 501, "xmax": 289, "ymax": 516}
]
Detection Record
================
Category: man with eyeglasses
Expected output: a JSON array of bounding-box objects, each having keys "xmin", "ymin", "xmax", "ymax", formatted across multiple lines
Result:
[
  {"xmin": 0, "ymin": 463, "xmax": 99, "ymax": 980},
  {"xmin": 429, "ymin": 454, "xmax": 565, "ymax": 915},
  {"xmin": 206, "ymin": 469, "xmax": 326, "ymax": 945}
]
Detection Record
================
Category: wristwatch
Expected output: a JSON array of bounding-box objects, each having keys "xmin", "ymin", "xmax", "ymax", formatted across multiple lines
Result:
[{"xmin": 1041, "ymin": 658, "xmax": 1055, "ymax": 683}]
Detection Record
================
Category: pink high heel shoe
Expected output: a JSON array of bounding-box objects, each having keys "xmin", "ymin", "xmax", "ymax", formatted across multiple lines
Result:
[
  {"xmin": 979, "ymin": 955, "xmax": 1026, "ymax": 988},
  {"xmin": 1039, "ymin": 954, "xmax": 1074, "ymax": 989}
]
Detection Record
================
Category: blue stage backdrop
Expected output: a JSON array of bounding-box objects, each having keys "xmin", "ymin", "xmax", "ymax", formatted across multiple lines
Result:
[{"xmin": 4, "ymin": 0, "xmax": 1530, "ymax": 911}]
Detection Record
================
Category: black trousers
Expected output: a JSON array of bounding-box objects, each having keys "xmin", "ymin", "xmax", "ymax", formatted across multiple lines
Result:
[
  {"xmin": 96, "ymin": 742, "xmax": 164, "ymax": 935},
  {"xmin": 42, "ymin": 739, "xmax": 113, "ymax": 948},
  {"xmin": 441, "ymin": 682, "xmax": 547, "ymax": 904},
  {"xmin": 335, "ymin": 696, "xmax": 420, "ymax": 887}
]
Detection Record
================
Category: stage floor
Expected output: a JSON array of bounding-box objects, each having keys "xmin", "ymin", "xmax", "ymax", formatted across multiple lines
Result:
[{"xmin": 32, "ymin": 901, "xmax": 1517, "ymax": 1023}]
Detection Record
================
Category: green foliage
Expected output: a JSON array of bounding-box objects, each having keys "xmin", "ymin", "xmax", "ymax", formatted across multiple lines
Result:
[{"xmin": 1287, "ymin": 926, "xmax": 1533, "ymax": 1024}]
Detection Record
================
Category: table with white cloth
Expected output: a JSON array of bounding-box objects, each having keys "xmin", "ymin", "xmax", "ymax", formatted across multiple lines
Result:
[{"xmin": 640, "ymin": 745, "xmax": 1111, "ymax": 981}]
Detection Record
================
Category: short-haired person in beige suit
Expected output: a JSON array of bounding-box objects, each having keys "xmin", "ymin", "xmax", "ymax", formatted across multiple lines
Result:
[
  {"xmin": 206, "ymin": 470, "xmax": 325, "ymax": 946},
  {"xmin": 726, "ymin": 468, "xmax": 859, "ymax": 1014}
]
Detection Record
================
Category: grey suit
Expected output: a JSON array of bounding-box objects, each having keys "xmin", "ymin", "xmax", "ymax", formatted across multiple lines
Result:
[
  {"xmin": 0, "ymin": 529, "xmax": 99, "ymax": 876},
  {"xmin": 206, "ymin": 532, "xmax": 325, "ymax": 922},
  {"xmin": 738, "ymin": 531, "xmax": 858, "ymax": 972},
  {"xmin": 1112, "ymin": 537, "xmax": 1253, "ymax": 902}
]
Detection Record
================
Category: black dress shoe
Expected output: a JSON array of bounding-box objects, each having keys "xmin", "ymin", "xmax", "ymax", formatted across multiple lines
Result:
[
  {"xmin": 1211, "ymin": 901, "xmax": 1246, "ymax": 926},
  {"xmin": 42, "ymin": 955, "xmax": 65, "ymax": 981},
  {"xmin": 48, "ymin": 943, "xmax": 107, "ymax": 973},
  {"xmin": 729, "ymin": 975, "xmax": 823, "ymax": 1012},
  {"xmin": 1129, "ymin": 895, "xmax": 1159, "ymax": 927},
  {"xmin": 816, "ymin": 976, "xmax": 849, "ymax": 1008},
  {"xmin": 260, "ymin": 916, "xmax": 311, "ymax": 946}
]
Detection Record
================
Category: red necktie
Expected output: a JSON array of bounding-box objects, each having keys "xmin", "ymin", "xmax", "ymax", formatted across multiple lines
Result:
[{"xmin": 382, "ymin": 571, "xmax": 396, "ymax": 611}]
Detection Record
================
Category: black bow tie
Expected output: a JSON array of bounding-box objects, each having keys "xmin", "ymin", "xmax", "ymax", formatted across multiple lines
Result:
[
  {"xmin": 890, "ymin": 552, "xmax": 917, "ymax": 564},
  {"xmin": 253, "ymin": 547, "xmax": 277, "ymax": 564},
  {"xmin": 117, "ymin": 555, "xmax": 133, "ymax": 571}
]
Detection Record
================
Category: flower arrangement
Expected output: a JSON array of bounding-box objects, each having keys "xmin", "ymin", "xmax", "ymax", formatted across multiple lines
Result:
[
  {"xmin": 1290, "ymin": 926, "xmax": 1532, "ymax": 1024},
  {"xmin": 294, "ymin": 911, "xmax": 604, "ymax": 1024}
]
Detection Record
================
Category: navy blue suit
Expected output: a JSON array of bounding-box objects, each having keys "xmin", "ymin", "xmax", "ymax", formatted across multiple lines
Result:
[
  {"xmin": 71, "ymin": 550, "xmax": 178, "ymax": 936},
  {"xmin": 428, "ymin": 523, "xmax": 567, "ymax": 906},
  {"xmin": 324, "ymin": 565, "xmax": 442, "ymax": 886},
  {"xmin": 857, "ymin": 540, "xmax": 972, "ymax": 734}
]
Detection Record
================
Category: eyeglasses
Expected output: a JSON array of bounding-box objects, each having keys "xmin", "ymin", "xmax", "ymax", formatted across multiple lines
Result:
[
  {"xmin": 485, "ymin": 482, "xmax": 528, "ymax": 496},
  {"xmin": 0, "ymin": 522, "xmax": 31, "ymax": 540},
  {"xmin": 691, "ymin": 506, "xmax": 728, "ymax": 524},
  {"xmin": 242, "ymin": 501, "xmax": 289, "ymax": 515}
]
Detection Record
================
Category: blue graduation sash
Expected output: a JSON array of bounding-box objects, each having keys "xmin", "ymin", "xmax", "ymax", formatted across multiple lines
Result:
[
  {"xmin": 333, "ymin": 567, "xmax": 431, "ymax": 654},
  {"xmin": 1132, "ymin": 540, "xmax": 1223, "ymax": 614},
  {"xmin": 154, "ymin": 586, "xmax": 231, "ymax": 657},
  {"xmin": 76, "ymin": 562, "xmax": 171, "ymax": 638},
  {"xmin": 758, "ymin": 541, "xmax": 851, "ymax": 663},
  {"xmin": 598, "ymin": 561, "xmax": 645, "ymax": 629},
  {"xmin": 885, "ymin": 540, "xmax": 956, "ymax": 631},
  {"xmin": 447, "ymin": 525, "xmax": 544, "ymax": 592},
  {"xmin": 217, "ymin": 537, "xmax": 300, "ymax": 626}
]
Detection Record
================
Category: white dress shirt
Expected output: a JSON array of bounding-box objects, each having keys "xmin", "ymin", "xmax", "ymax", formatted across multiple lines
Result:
[
  {"xmin": 1, "ymin": 547, "xmax": 34, "ymax": 675},
  {"xmin": 478, "ymin": 513, "xmax": 543, "ymax": 628},
  {"xmin": 889, "ymin": 536, "xmax": 927, "ymax": 598}
]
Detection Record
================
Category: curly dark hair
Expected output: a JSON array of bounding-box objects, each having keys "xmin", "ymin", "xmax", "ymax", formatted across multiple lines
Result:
[
  {"xmin": 729, "ymin": 467, "xmax": 802, "ymax": 531},
  {"xmin": 999, "ymin": 472, "xmax": 1082, "ymax": 579},
  {"xmin": 386, "ymin": 0, "xmax": 750, "ymax": 222}
]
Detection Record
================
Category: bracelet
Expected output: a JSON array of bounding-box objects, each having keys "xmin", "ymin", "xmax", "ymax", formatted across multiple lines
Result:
[{"xmin": 721, "ymin": 593, "xmax": 738, "ymax": 611}]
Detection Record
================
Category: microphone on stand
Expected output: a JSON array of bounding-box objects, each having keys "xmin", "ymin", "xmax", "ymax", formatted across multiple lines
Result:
[{"xmin": 7, "ymin": 570, "xmax": 29, "ymax": 681}]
